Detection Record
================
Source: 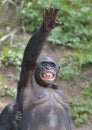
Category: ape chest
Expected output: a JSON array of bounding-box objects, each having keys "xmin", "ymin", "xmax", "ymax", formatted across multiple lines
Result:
[{"xmin": 23, "ymin": 87, "xmax": 66, "ymax": 111}]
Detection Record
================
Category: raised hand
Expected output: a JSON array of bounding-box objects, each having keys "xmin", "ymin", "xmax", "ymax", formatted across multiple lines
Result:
[{"xmin": 43, "ymin": 7, "xmax": 60, "ymax": 31}]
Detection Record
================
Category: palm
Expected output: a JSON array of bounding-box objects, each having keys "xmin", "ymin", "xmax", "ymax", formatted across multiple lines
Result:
[{"xmin": 43, "ymin": 7, "xmax": 60, "ymax": 31}]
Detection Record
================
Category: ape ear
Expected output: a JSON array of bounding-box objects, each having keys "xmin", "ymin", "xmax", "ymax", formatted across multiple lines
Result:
[
  {"xmin": 58, "ymin": 64, "xmax": 61, "ymax": 70},
  {"xmin": 57, "ymin": 64, "xmax": 61, "ymax": 77}
]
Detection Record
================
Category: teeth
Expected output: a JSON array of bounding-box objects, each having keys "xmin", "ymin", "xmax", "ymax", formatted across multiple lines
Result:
[{"xmin": 43, "ymin": 73, "xmax": 53, "ymax": 78}]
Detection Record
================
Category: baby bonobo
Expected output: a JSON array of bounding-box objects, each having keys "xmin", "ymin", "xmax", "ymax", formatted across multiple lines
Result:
[
  {"xmin": 0, "ymin": 101, "xmax": 22, "ymax": 130},
  {"xmin": 16, "ymin": 7, "xmax": 72, "ymax": 130}
]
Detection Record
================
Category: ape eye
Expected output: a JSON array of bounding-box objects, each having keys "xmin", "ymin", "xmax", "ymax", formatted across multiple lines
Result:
[
  {"xmin": 50, "ymin": 63, "xmax": 55, "ymax": 67},
  {"xmin": 41, "ymin": 62, "xmax": 47, "ymax": 66}
]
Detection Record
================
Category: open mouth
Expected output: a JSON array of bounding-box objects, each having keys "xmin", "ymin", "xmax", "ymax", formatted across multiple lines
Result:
[{"xmin": 40, "ymin": 70, "xmax": 56, "ymax": 83}]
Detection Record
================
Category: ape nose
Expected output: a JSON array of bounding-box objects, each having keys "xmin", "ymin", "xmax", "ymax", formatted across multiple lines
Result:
[
  {"xmin": 46, "ymin": 66, "xmax": 51, "ymax": 69},
  {"xmin": 46, "ymin": 65, "xmax": 52, "ymax": 69},
  {"xmin": 46, "ymin": 66, "xmax": 49, "ymax": 69}
]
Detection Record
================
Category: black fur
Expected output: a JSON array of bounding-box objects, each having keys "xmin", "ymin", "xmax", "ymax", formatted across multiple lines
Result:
[
  {"xmin": 17, "ymin": 7, "xmax": 72, "ymax": 130},
  {"xmin": 0, "ymin": 7, "xmax": 72, "ymax": 130},
  {"xmin": 0, "ymin": 101, "xmax": 17, "ymax": 130}
]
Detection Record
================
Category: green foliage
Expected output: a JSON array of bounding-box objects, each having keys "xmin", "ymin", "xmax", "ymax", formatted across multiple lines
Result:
[
  {"xmin": 19, "ymin": 0, "xmax": 92, "ymax": 48},
  {"xmin": 0, "ymin": 85, "xmax": 16, "ymax": 97},
  {"xmin": 60, "ymin": 57, "xmax": 80, "ymax": 80},
  {"xmin": 0, "ymin": 44, "xmax": 23, "ymax": 68},
  {"xmin": 0, "ymin": 74, "xmax": 16, "ymax": 97},
  {"xmin": 1, "ymin": 0, "xmax": 16, "ymax": 6},
  {"xmin": 59, "ymin": 45, "xmax": 92, "ymax": 80},
  {"xmin": 19, "ymin": 0, "xmax": 47, "ymax": 32},
  {"xmin": 0, "ymin": 75, "xmax": 3, "ymax": 85},
  {"xmin": 70, "ymin": 82, "xmax": 92, "ymax": 125},
  {"xmin": 71, "ymin": 50, "xmax": 92, "ymax": 69}
]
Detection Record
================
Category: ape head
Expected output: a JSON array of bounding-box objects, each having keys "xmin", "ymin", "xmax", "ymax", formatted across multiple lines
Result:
[{"xmin": 34, "ymin": 57, "xmax": 60, "ymax": 86}]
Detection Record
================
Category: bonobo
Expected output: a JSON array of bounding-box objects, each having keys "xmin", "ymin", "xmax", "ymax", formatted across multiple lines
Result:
[
  {"xmin": 0, "ymin": 101, "xmax": 18, "ymax": 130},
  {"xmin": 17, "ymin": 7, "xmax": 72, "ymax": 130},
  {"xmin": 0, "ymin": 101, "xmax": 22, "ymax": 130}
]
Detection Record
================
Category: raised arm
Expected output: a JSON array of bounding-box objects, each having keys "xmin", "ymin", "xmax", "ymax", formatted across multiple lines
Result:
[
  {"xmin": 16, "ymin": 7, "xmax": 60, "ymax": 115},
  {"xmin": 19, "ymin": 7, "xmax": 60, "ymax": 86},
  {"xmin": 23, "ymin": 7, "xmax": 60, "ymax": 66}
]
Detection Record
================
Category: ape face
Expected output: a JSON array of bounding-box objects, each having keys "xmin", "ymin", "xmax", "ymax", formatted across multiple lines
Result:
[
  {"xmin": 39, "ymin": 61, "xmax": 56, "ymax": 84},
  {"xmin": 34, "ymin": 57, "xmax": 60, "ymax": 86}
]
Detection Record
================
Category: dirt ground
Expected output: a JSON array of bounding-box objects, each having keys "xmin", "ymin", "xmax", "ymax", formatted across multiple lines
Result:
[{"xmin": 0, "ymin": 42, "xmax": 92, "ymax": 130}]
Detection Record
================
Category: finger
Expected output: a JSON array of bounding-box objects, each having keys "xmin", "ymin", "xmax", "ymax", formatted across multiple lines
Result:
[
  {"xmin": 17, "ymin": 113, "xmax": 23, "ymax": 116},
  {"xmin": 51, "ymin": 21, "xmax": 61, "ymax": 29},
  {"xmin": 43, "ymin": 8, "xmax": 48, "ymax": 20},
  {"xmin": 54, "ymin": 9, "xmax": 60, "ymax": 17},
  {"xmin": 55, "ymin": 21, "xmax": 61, "ymax": 26},
  {"xmin": 49, "ymin": 6, "xmax": 54, "ymax": 15},
  {"xmin": 45, "ymin": 8, "xmax": 49, "ymax": 15}
]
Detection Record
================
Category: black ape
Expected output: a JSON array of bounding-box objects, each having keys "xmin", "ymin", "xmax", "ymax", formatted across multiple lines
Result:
[
  {"xmin": 0, "ymin": 101, "xmax": 22, "ymax": 130},
  {"xmin": 0, "ymin": 101, "xmax": 17, "ymax": 130},
  {"xmin": 17, "ymin": 7, "xmax": 72, "ymax": 130}
]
